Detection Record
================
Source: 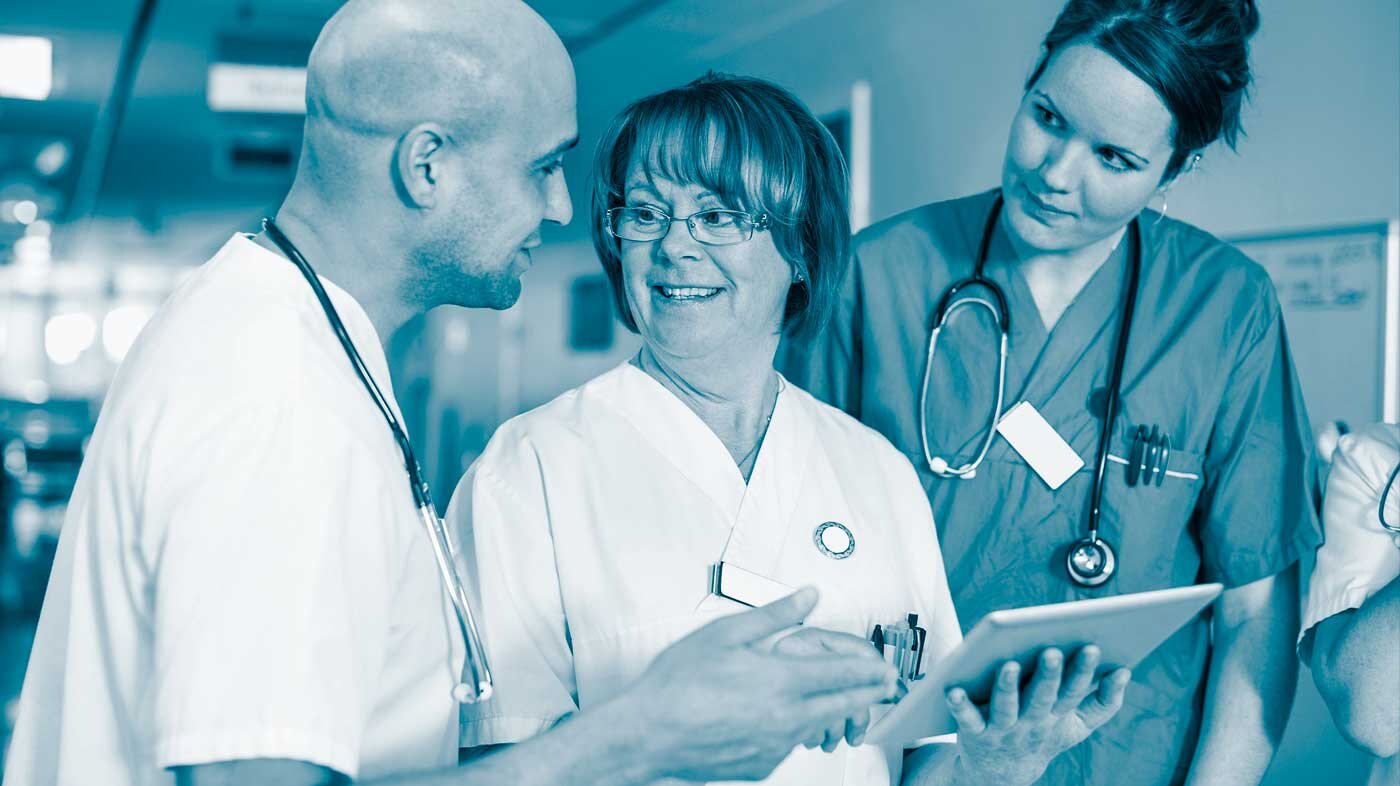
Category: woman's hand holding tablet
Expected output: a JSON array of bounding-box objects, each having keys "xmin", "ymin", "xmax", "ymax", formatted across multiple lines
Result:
[{"xmin": 945, "ymin": 645, "xmax": 1132, "ymax": 784}]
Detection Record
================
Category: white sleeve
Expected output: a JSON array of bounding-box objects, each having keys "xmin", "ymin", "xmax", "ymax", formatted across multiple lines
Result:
[
  {"xmin": 447, "ymin": 436, "xmax": 579, "ymax": 748},
  {"xmin": 150, "ymin": 402, "xmax": 400, "ymax": 778},
  {"xmin": 1300, "ymin": 429, "xmax": 1400, "ymax": 659}
]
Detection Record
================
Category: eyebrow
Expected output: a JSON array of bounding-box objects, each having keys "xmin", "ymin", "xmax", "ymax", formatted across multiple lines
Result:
[
  {"xmin": 533, "ymin": 135, "xmax": 579, "ymax": 165},
  {"xmin": 622, "ymin": 179, "xmax": 720, "ymax": 204},
  {"xmin": 1033, "ymin": 91, "xmax": 1152, "ymax": 167}
]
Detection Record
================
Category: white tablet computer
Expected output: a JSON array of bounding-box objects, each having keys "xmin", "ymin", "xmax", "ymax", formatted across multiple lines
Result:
[{"xmin": 867, "ymin": 583, "xmax": 1222, "ymax": 747}]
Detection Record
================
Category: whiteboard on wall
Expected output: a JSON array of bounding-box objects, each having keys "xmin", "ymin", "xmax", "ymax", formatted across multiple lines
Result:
[{"xmin": 1231, "ymin": 221, "xmax": 1400, "ymax": 429}]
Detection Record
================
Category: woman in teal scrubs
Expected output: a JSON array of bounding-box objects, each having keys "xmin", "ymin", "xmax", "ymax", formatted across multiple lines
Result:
[{"xmin": 785, "ymin": 1, "xmax": 1321, "ymax": 785}]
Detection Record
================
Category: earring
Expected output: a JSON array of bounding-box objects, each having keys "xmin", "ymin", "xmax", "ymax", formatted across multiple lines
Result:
[
  {"xmin": 1151, "ymin": 191, "xmax": 1169, "ymax": 226},
  {"xmin": 793, "ymin": 271, "xmax": 805, "ymax": 285}
]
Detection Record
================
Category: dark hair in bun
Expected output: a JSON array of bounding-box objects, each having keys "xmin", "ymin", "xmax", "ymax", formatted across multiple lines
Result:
[{"xmin": 1027, "ymin": 0, "xmax": 1260, "ymax": 180}]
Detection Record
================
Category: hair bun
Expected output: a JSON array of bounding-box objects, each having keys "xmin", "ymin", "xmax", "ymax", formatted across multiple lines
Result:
[{"xmin": 1233, "ymin": 0, "xmax": 1261, "ymax": 39}]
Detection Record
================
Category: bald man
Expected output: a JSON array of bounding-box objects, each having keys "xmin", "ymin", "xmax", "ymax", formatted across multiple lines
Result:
[{"xmin": 1, "ymin": 2, "xmax": 896, "ymax": 785}]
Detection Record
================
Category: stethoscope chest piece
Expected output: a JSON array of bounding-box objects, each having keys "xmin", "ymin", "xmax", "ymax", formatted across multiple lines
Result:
[
  {"xmin": 814, "ymin": 521, "xmax": 855, "ymax": 560},
  {"xmin": 1066, "ymin": 536, "xmax": 1117, "ymax": 587}
]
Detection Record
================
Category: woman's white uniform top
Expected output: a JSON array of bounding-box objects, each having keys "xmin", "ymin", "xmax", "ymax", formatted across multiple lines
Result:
[
  {"xmin": 1301, "ymin": 423, "xmax": 1400, "ymax": 786},
  {"xmin": 448, "ymin": 362, "xmax": 961, "ymax": 786}
]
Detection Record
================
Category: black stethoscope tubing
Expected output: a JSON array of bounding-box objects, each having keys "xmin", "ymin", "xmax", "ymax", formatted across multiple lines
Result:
[
  {"xmin": 1381, "ymin": 462, "xmax": 1400, "ymax": 534},
  {"xmin": 925, "ymin": 192, "xmax": 1142, "ymax": 586},
  {"xmin": 260, "ymin": 218, "xmax": 493, "ymax": 703}
]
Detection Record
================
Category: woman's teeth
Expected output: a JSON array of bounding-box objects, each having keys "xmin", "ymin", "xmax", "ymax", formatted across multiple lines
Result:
[{"xmin": 658, "ymin": 286, "xmax": 720, "ymax": 300}]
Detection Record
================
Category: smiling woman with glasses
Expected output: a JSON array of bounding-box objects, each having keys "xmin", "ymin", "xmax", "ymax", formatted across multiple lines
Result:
[{"xmin": 448, "ymin": 72, "xmax": 1130, "ymax": 786}]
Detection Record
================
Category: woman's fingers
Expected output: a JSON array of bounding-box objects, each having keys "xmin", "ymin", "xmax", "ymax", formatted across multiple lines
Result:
[
  {"xmin": 1022, "ymin": 648, "xmax": 1063, "ymax": 722},
  {"xmin": 988, "ymin": 661, "xmax": 1021, "ymax": 730},
  {"xmin": 946, "ymin": 687, "xmax": 987, "ymax": 736},
  {"xmin": 1052, "ymin": 645, "xmax": 1101, "ymax": 715},
  {"xmin": 1075, "ymin": 668, "xmax": 1131, "ymax": 730}
]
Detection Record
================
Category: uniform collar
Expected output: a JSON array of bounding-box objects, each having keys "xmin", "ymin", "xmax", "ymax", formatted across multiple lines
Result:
[
  {"xmin": 597, "ymin": 361, "xmax": 812, "ymax": 527},
  {"xmin": 231, "ymin": 233, "xmax": 407, "ymax": 428}
]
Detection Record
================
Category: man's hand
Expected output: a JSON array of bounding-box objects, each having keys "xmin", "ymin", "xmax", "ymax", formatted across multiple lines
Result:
[
  {"xmin": 770, "ymin": 626, "xmax": 886, "ymax": 751},
  {"xmin": 622, "ymin": 588, "xmax": 899, "ymax": 782}
]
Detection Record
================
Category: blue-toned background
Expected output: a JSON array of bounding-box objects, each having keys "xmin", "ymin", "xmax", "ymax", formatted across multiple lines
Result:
[{"xmin": 2, "ymin": 1, "xmax": 1396, "ymax": 782}]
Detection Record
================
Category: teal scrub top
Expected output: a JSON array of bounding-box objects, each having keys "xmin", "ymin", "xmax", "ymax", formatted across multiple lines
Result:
[{"xmin": 782, "ymin": 189, "xmax": 1322, "ymax": 786}]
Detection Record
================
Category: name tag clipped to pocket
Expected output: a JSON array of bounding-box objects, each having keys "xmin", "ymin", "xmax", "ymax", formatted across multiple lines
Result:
[
  {"xmin": 710, "ymin": 561, "xmax": 794, "ymax": 608},
  {"xmin": 995, "ymin": 401, "xmax": 1085, "ymax": 490}
]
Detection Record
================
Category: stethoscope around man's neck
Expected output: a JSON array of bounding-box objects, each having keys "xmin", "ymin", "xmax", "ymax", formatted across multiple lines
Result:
[
  {"xmin": 919, "ymin": 192, "xmax": 1143, "ymax": 588},
  {"xmin": 260, "ymin": 217, "xmax": 494, "ymax": 704}
]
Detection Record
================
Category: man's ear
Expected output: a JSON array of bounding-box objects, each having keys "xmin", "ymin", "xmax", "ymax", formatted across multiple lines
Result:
[{"xmin": 395, "ymin": 123, "xmax": 449, "ymax": 209}]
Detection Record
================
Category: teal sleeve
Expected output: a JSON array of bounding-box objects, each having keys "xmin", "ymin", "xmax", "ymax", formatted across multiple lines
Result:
[
  {"xmin": 779, "ymin": 248, "xmax": 864, "ymax": 417},
  {"xmin": 1197, "ymin": 298, "xmax": 1323, "ymax": 587}
]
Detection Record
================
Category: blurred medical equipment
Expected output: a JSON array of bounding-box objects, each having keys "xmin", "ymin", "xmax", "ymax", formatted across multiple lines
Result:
[
  {"xmin": 262, "ymin": 218, "xmax": 493, "ymax": 704},
  {"xmin": 918, "ymin": 193, "xmax": 1142, "ymax": 588}
]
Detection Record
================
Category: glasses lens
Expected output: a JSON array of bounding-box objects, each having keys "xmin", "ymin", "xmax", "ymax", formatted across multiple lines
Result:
[
  {"xmin": 611, "ymin": 207, "xmax": 669, "ymax": 241},
  {"xmin": 690, "ymin": 210, "xmax": 751, "ymax": 245}
]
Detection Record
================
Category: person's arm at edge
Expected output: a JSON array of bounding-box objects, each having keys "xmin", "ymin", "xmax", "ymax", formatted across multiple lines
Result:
[
  {"xmin": 1183, "ymin": 565, "xmax": 1301, "ymax": 786},
  {"xmin": 174, "ymin": 696, "xmax": 666, "ymax": 786},
  {"xmin": 1309, "ymin": 575, "xmax": 1400, "ymax": 758}
]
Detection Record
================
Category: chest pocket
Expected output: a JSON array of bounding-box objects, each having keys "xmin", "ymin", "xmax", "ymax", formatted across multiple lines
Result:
[{"xmin": 1097, "ymin": 445, "xmax": 1206, "ymax": 590}]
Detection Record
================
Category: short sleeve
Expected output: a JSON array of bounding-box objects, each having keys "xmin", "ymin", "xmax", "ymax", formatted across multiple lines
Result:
[
  {"xmin": 151, "ymin": 403, "xmax": 399, "ymax": 778},
  {"xmin": 1299, "ymin": 427, "xmax": 1400, "ymax": 661},
  {"xmin": 1196, "ymin": 301, "xmax": 1322, "ymax": 587},
  {"xmin": 446, "ymin": 438, "xmax": 579, "ymax": 748},
  {"xmin": 779, "ymin": 247, "xmax": 864, "ymax": 417}
]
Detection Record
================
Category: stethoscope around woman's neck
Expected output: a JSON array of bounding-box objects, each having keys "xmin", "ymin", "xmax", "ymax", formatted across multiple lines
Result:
[{"xmin": 919, "ymin": 192, "xmax": 1143, "ymax": 588}]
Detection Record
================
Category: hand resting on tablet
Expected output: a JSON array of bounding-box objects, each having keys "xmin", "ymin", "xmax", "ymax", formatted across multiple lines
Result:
[{"xmin": 904, "ymin": 644, "xmax": 1131, "ymax": 786}]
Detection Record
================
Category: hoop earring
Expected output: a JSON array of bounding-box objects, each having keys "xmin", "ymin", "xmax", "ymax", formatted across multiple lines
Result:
[{"xmin": 1151, "ymin": 192, "xmax": 1169, "ymax": 226}]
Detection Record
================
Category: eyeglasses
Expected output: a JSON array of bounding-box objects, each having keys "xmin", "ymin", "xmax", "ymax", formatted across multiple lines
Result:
[{"xmin": 606, "ymin": 207, "xmax": 769, "ymax": 246}]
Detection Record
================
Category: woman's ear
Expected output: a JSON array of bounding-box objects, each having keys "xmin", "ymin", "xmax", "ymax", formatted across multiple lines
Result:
[{"xmin": 1160, "ymin": 151, "xmax": 1202, "ymax": 191}]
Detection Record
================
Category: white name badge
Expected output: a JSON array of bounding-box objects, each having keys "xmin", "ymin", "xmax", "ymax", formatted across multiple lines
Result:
[
  {"xmin": 710, "ymin": 561, "xmax": 794, "ymax": 608},
  {"xmin": 995, "ymin": 401, "xmax": 1085, "ymax": 490}
]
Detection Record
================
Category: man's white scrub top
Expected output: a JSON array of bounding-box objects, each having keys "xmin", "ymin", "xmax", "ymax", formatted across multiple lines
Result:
[
  {"xmin": 1301, "ymin": 423, "xmax": 1400, "ymax": 786},
  {"xmin": 3, "ymin": 235, "xmax": 463, "ymax": 786},
  {"xmin": 450, "ymin": 362, "xmax": 962, "ymax": 786}
]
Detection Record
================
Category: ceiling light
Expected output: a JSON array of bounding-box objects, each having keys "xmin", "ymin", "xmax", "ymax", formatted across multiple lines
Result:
[
  {"xmin": 0, "ymin": 35, "xmax": 53, "ymax": 101},
  {"xmin": 207, "ymin": 62, "xmax": 306, "ymax": 113},
  {"xmin": 14, "ymin": 234, "xmax": 51, "ymax": 266},
  {"xmin": 45, "ymin": 312, "xmax": 97, "ymax": 365},
  {"xmin": 23, "ymin": 380, "xmax": 50, "ymax": 404},
  {"xmin": 12, "ymin": 200, "xmax": 38, "ymax": 225},
  {"xmin": 34, "ymin": 140, "xmax": 71, "ymax": 177}
]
